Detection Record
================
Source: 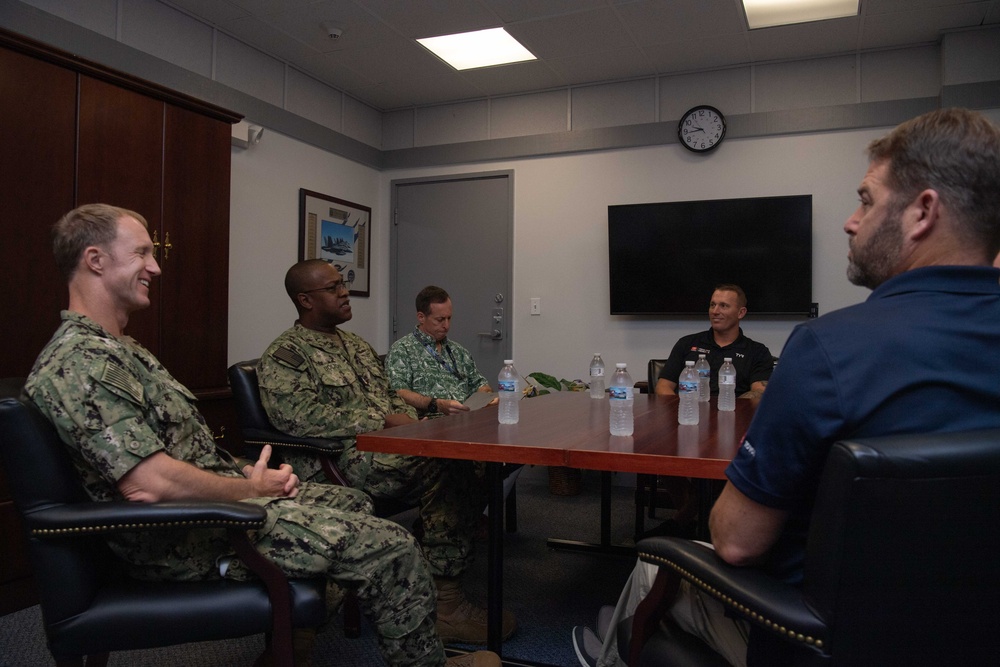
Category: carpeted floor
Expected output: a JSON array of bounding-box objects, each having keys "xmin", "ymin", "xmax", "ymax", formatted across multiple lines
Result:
[{"xmin": 0, "ymin": 468, "xmax": 666, "ymax": 666}]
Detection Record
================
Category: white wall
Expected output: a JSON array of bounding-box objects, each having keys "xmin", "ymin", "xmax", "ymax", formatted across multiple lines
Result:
[
  {"xmin": 228, "ymin": 131, "xmax": 385, "ymax": 363},
  {"xmin": 229, "ymin": 109, "xmax": 1000, "ymax": 384},
  {"xmin": 381, "ymin": 127, "xmax": 888, "ymax": 382}
]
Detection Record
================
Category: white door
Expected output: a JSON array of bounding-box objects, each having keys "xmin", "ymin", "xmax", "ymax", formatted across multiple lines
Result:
[{"xmin": 390, "ymin": 171, "xmax": 513, "ymax": 383}]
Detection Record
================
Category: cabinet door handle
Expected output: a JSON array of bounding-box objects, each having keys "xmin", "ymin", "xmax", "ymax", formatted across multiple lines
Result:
[
  {"xmin": 163, "ymin": 232, "xmax": 173, "ymax": 260},
  {"xmin": 152, "ymin": 230, "xmax": 161, "ymax": 260}
]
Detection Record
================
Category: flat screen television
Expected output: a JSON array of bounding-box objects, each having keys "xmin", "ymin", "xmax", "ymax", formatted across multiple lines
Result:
[{"xmin": 608, "ymin": 194, "xmax": 813, "ymax": 316}]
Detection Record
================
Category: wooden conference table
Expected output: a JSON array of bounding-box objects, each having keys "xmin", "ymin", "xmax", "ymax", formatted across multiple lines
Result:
[{"xmin": 357, "ymin": 391, "xmax": 755, "ymax": 656}]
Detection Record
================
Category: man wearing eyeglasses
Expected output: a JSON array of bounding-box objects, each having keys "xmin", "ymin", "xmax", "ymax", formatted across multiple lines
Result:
[
  {"xmin": 385, "ymin": 285, "xmax": 494, "ymax": 418},
  {"xmin": 258, "ymin": 259, "xmax": 516, "ymax": 647}
]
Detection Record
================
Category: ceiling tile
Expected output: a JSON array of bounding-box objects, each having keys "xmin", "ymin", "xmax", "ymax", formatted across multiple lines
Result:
[
  {"xmin": 457, "ymin": 60, "xmax": 566, "ymax": 97},
  {"xmin": 861, "ymin": 3, "xmax": 990, "ymax": 49},
  {"xmin": 357, "ymin": 0, "xmax": 500, "ymax": 38},
  {"xmin": 505, "ymin": 7, "xmax": 635, "ymax": 59},
  {"xmin": 483, "ymin": 0, "xmax": 608, "ymax": 23},
  {"xmin": 615, "ymin": 0, "xmax": 746, "ymax": 44},
  {"xmin": 643, "ymin": 35, "xmax": 751, "ymax": 74},
  {"xmin": 545, "ymin": 47, "xmax": 657, "ymax": 85},
  {"xmin": 749, "ymin": 15, "xmax": 861, "ymax": 62}
]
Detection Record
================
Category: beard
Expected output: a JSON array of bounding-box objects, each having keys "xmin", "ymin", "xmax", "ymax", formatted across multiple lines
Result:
[{"xmin": 846, "ymin": 206, "xmax": 904, "ymax": 289}]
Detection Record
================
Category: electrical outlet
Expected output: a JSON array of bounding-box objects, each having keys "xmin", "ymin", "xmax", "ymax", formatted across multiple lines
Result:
[{"xmin": 530, "ymin": 297, "xmax": 541, "ymax": 315}]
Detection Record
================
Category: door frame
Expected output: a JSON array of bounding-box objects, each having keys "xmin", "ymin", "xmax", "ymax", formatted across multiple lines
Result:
[{"xmin": 389, "ymin": 170, "xmax": 515, "ymax": 362}]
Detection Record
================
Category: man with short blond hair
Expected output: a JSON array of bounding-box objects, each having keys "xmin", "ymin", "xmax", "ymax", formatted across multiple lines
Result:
[{"xmin": 26, "ymin": 204, "xmax": 498, "ymax": 667}]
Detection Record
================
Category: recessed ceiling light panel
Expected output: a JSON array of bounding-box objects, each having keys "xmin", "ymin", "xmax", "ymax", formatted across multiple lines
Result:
[
  {"xmin": 417, "ymin": 27, "xmax": 537, "ymax": 70},
  {"xmin": 743, "ymin": 0, "xmax": 859, "ymax": 30}
]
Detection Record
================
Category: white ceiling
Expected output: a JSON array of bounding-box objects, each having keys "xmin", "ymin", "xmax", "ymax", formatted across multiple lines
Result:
[{"xmin": 164, "ymin": 0, "xmax": 1000, "ymax": 111}]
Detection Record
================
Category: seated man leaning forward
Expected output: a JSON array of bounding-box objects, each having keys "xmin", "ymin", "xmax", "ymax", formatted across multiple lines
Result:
[
  {"xmin": 654, "ymin": 284, "xmax": 773, "ymax": 401},
  {"xmin": 25, "ymin": 204, "xmax": 498, "ymax": 667},
  {"xmin": 572, "ymin": 107, "xmax": 1000, "ymax": 667},
  {"xmin": 385, "ymin": 285, "xmax": 494, "ymax": 418},
  {"xmin": 258, "ymin": 259, "xmax": 516, "ymax": 646}
]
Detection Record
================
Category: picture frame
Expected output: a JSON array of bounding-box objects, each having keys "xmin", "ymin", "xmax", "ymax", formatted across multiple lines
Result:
[{"xmin": 298, "ymin": 189, "xmax": 372, "ymax": 297}]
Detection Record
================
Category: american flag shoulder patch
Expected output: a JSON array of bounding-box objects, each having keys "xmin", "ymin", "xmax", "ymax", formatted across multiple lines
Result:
[{"xmin": 101, "ymin": 361, "xmax": 144, "ymax": 403}]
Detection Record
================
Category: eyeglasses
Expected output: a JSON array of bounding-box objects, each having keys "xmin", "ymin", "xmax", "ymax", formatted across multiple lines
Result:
[{"xmin": 301, "ymin": 280, "xmax": 351, "ymax": 295}]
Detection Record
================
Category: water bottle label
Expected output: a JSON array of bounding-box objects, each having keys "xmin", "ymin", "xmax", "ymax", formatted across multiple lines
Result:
[
  {"xmin": 609, "ymin": 387, "xmax": 630, "ymax": 400},
  {"xmin": 698, "ymin": 369, "xmax": 710, "ymax": 378},
  {"xmin": 590, "ymin": 368, "xmax": 605, "ymax": 377},
  {"xmin": 498, "ymin": 381, "xmax": 517, "ymax": 393},
  {"xmin": 679, "ymin": 381, "xmax": 698, "ymax": 394}
]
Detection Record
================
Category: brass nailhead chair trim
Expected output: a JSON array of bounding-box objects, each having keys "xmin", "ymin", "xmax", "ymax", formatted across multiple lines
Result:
[
  {"xmin": 639, "ymin": 551, "xmax": 825, "ymax": 649},
  {"xmin": 33, "ymin": 519, "xmax": 264, "ymax": 537}
]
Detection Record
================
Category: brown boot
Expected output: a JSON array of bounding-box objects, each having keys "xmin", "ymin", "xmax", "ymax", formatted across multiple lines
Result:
[
  {"xmin": 253, "ymin": 627, "xmax": 316, "ymax": 667},
  {"xmin": 435, "ymin": 576, "xmax": 516, "ymax": 645},
  {"xmin": 445, "ymin": 650, "xmax": 502, "ymax": 667}
]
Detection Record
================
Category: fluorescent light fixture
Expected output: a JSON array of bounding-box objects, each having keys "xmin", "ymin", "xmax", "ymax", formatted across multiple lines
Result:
[
  {"xmin": 743, "ymin": 0, "xmax": 859, "ymax": 29},
  {"xmin": 417, "ymin": 27, "xmax": 536, "ymax": 70}
]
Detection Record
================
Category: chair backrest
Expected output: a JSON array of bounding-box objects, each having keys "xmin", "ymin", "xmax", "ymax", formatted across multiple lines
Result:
[
  {"xmin": 647, "ymin": 359, "xmax": 668, "ymax": 390},
  {"xmin": 228, "ymin": 359, "xmax": 274, "ymax": 432},
  {"xmin": 0, "ymin": 395, "xmax": 115, "ymax": 626},
  {"xmin": 802, "ymin": 429, "xmax": 1000, "ymax": 665}
]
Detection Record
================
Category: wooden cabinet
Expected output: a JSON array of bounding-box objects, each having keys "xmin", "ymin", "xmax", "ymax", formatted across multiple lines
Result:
[{"xmin": 0, "ymin": 29, "xmax": 241, "ymax": 614}]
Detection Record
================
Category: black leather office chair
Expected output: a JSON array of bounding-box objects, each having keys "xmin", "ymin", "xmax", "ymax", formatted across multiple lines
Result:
[
  {"xmin": 0, "ymin": 392, "xmax": 327, "ymax": 667},
  {"xmin": 228, "ymin": 359, "xmax": 352, "ymax": 486},
  {"xmin": 628, "ymin": 428, "xmax": 1000, "ymax": 666},
  {"xmin": 228, "ymin": 359, "xmax": 518, "ymax": 532}
]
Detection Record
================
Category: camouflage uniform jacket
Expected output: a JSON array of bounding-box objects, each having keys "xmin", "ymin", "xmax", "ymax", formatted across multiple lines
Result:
[
  {"xmin": 385, "ymin": 327, "xmax": 489, "ymax": 416},
  {"xmin": 24, "ymin": 311, "xmax": 243, "ymax": 580},
  {"xmin": 257, "ymin": 324, "xmax": 416, "ymax": 487}
]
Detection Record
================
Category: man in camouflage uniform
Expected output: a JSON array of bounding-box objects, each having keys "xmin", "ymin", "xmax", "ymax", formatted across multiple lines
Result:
[
  {"xmin": 258, "ymin": 260, "xmax": 516, "ymax": 646},
  {"xmin": 24, "ymin": 204, "xmax": 498, "ymax": 667},
  {"xmin": 385, "ymin": 285, "xmax": 492, "ymax": 418}
]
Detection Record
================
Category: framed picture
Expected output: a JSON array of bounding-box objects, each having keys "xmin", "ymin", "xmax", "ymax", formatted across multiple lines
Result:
[{"xmin": 298, "ymin": 189, "xmax": 372, "ymax": 297}]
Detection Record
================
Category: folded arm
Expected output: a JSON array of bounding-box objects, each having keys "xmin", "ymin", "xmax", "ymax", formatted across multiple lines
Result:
[{"xmin": 117, "ymin": 445, "xmax": 299, "ymax": 503}]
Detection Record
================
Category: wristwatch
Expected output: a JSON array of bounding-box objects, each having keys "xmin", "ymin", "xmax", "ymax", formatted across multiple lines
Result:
[{"xmin": 427, "ymin": 397, "xmax": 438, "ymax": 413}]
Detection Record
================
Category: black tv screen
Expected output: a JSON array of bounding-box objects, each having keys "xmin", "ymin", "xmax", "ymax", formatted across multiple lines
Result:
[{"xmin": 608, "ymin": 195, "xmax": 813, "ymax": 316}]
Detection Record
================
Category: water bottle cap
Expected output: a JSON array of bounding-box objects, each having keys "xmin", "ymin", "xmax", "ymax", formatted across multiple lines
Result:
[
  {"xmin": 698, "ymin": 354, "xmax": 706, "ymax": 358},
  {"xmin": 504, "ymin": 359, "xmax": 513, "ymax": 365},
  {"xmin": 724, "ymin": 357, "xmax": 732, "ymax": 361},
  {"xmin": 615, "ymin": 362, "xmax": 627, "ymax": 369},
  {"xmin": 685, "ymin": 360, "xmax": 695, "ymax": 366},
  {"xmin": 594, "ymin": 353, "xmax": 601, "ymax": 356}
]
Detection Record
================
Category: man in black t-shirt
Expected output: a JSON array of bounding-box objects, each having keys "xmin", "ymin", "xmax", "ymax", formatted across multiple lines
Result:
[{"xmin": 655, "ymin": 284, "xmax": 773, "ymax": 399}]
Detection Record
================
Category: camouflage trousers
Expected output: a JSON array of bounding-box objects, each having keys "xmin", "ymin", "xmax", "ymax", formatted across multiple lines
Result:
[
  {"xmin": 286, "ymin": 450, "xmax": 488, "ymax": 578},
  {"xmin": 228, "ymin": 482, "xmax": 446, "ymax": 666}
]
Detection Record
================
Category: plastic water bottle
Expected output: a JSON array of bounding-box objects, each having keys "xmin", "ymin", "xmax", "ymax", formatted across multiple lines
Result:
[
  {"xmin": 678, "ymin": 361, "xmax": 700, "ymax": 425},
  {"xmin": 718, "ymin": 357, "xmax": 736, "ymax": 412},
  {"xmin": 608, "ymin": 363, "xmax": 634, "ymax": 436},
  {"xmin": 497, "ymin": 360, "xmax": 520, "ymax": 424},
  {"xmin": 589, "ymin": 353, "xmax": 606, "ymax": 399},
  {"xmin": 695, "ymin": 354, "xmax": 711, "ymax": 402}
]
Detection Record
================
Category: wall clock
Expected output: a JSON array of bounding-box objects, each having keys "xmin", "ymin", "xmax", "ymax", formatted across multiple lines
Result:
[{"xmin": 677, "ymin": 105, "xmax": 726, "ymax": 153}]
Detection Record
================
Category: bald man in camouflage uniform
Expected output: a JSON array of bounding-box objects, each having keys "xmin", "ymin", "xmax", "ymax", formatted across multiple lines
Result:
[
  {"xmin": 25, "ymin": 204, "xmax": 498, "ymax": 667},
  {"xmin": 258, "ymin": 260, "xmax": 516, "ymax": 646}
]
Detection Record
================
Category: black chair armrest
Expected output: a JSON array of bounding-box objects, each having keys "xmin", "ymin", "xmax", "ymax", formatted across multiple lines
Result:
[
  {"xmin": 242, "ymin": 428, "xmax": 344, "ymax": 455},
  {"xmin": 26, "ymin": 500, "xmax": 267, "ymax": 536},
  {"xmin": 636, "ymin": 537, "xmax": 829, "ymax": 652}
]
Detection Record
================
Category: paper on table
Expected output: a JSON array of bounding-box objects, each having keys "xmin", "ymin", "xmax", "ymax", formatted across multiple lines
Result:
[{"xmin": 463, "ymin": 391, "xmax": 496, "ymax": 410}]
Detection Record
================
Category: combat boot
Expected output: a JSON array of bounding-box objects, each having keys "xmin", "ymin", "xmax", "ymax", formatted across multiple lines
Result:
[
  {"xmin": 434, "ymin": 576, "xmax": 516, "ymax": 645},
  {"xmin": 445, "ymin": 650, "xmax": 501, "ymax": 667},
  {"xmin": 253, "ymin": 627, "xmax": 316, "ymax": 666}
]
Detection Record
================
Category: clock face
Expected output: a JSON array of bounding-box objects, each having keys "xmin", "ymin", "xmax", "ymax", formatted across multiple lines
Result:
[{"xmin": 678, "ymin": 106, "xmax": 726, "ymax": 153}]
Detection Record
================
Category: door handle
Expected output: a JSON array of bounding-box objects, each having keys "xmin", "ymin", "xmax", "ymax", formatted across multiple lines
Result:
[{"xmin": 478, "ymin": 307, "xmax": 504, "ymax": 340}]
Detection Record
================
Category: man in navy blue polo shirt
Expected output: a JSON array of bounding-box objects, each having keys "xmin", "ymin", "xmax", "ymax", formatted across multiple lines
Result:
[
  {"xmin": 654, "ymin": 284, "xmax": 773, "ymax": 401},
  {"xmin": 573, "ymin": 107, "xmax": 1000, "ymax": 667}
]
